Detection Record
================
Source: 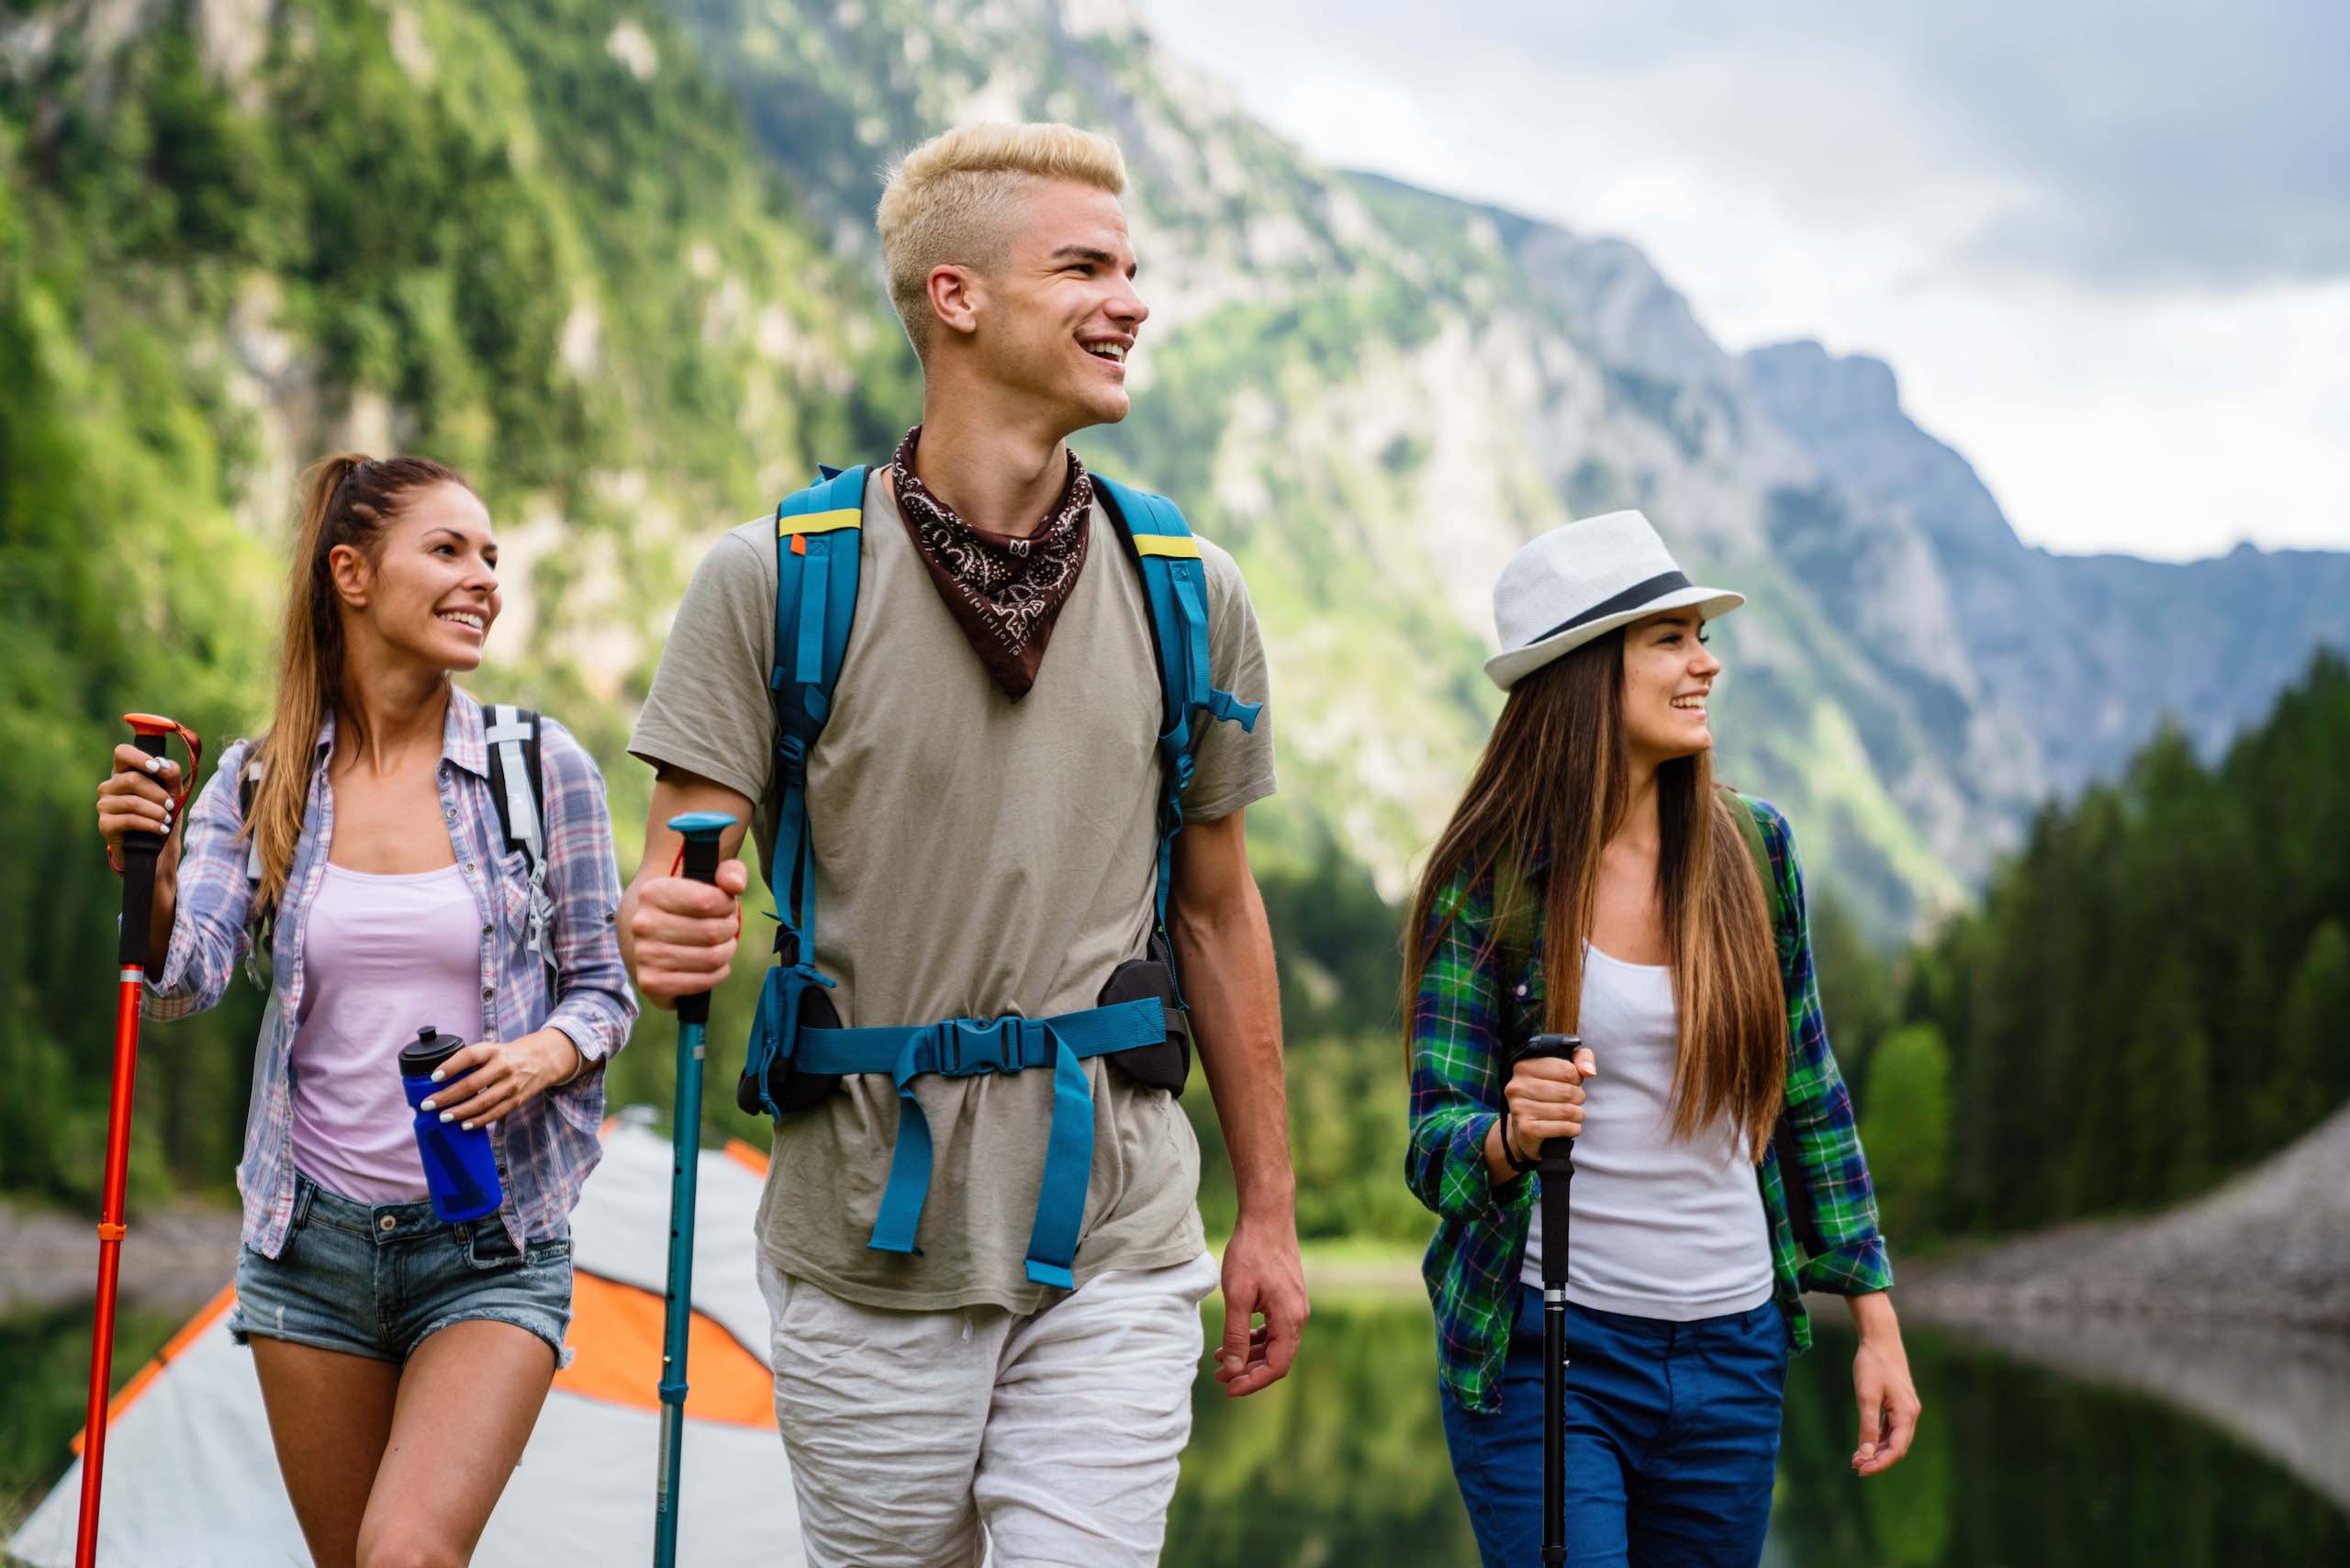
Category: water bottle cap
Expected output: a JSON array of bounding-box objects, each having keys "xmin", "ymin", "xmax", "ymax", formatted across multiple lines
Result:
[{"xmin": 399, "ymin": 1025, "xmax": 467, "ymax": 1075}]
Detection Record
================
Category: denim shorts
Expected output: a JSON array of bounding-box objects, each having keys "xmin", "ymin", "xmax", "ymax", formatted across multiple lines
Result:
[{"xmin": 229, "ymin": 1171, "xmax": 573, "ymax": 1365}]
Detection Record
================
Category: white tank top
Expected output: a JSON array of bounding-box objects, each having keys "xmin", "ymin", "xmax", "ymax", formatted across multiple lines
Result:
[{"xmin": 1520, "ymin": 943, "xmax": 1774, "ymax": 1321}]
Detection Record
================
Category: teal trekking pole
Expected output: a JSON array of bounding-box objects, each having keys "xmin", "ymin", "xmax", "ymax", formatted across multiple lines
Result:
[{"xmin": 654, "ymin": 811, "xmax": 734, "ymax": 1568}]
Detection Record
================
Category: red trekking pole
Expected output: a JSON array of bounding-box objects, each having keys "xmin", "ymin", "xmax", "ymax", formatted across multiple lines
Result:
[{"xmin": 75, "ymin": 712, "xmax": 198, "ymax": 1568}]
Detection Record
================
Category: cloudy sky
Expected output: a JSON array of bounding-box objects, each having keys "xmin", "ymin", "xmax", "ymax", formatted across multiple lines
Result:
[{"xmin": 1140, "ymin": 0, "xmax": 2348, "ymax": 561}]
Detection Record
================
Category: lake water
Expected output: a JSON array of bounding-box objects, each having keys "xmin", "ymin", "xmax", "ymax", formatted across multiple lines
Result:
[
  {"xmin": 7, "ymin": 1294, "xmax": 2345, "ymax": 1563},
  {"xmin": 1164, "ymin": 1295, "xmax": 2350, "ymax": 1566}
]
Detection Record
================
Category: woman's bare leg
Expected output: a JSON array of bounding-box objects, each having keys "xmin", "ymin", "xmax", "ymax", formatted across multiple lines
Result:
[
  {"xmin": 352, "ymin": 1320, "xmax": 556, "ymax": 1567},
  {"xmin": 249, "ymin": 1338, "xmax": 403, "ymax": 1568}
]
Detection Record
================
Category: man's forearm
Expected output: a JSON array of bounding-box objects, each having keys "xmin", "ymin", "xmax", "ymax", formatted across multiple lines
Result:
[
  {"xmin": 621, "ymin": 767, "xmax": 757, "ymax": 1010},
  {"xmin": 1170, "ymin": 877, "xmax": 1293, "ymax": 1214},
  {"xmin": 616, "ymin": 875, "xmax": 649, "ymax": 990}
]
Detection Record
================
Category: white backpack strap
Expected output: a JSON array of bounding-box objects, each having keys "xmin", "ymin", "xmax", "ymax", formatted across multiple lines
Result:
[
  {"xmin": 483, "ymin": 704, "xmax": 546, "ymax": 867},
  {"xmin": 241, "ymin": 756, "xmax": 267, "ymax": 889},
  {"xmin": 240, "ymin": 755, "xmax": 269, "ymax": 990},
  {"xmin": 483, "ymin": 704, "xmax": 558, "ymax": 989}
]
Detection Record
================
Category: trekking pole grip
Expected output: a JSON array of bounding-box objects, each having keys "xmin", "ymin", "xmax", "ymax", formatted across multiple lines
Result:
[
  {"xmin": 666, "ymin": 812, "xmax": 735, "ymax": 1026},
  {"xmin": 116, "ymin": 716, "xmax": 177, "ymax": 970},
  {"xmin": 1516, "ymin": 1032, "xmax": 1584, "ymax": 1293},
  {"xmin": 1516, "ymin": 1032, "xmax": 1584, "ymax": 1170}
]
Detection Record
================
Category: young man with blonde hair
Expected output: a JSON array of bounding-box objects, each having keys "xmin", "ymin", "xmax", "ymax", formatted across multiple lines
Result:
[{"xmin": 617, "ymin": 122, "xmax": 1307, "ymax": 1566}]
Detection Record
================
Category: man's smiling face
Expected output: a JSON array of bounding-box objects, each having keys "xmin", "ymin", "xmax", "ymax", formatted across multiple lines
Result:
[{"xmin": 973, "ymin": 177, "xmax": 1149, "ymax": 432}]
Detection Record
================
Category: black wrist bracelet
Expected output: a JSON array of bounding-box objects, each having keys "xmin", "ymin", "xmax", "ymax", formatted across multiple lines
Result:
[{"xmin": 1501, "ymin": 1113, "xmax": 1538, "ymax": 1173}]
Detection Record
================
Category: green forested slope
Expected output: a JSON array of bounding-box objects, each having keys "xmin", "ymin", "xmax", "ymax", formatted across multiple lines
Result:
[
  {"xmin": 1844, "ymin": 650, "xmax": 2350, "ymax": 1238},
  {"xmin": 0, "ymin": 0, "xmax": 914, "ymax": 1201}
]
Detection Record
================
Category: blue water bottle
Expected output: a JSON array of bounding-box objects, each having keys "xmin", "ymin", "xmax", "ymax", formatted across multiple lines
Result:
[{"xmin": 399, "ymin": 1025, "xmax": 504, "ymax": 1224}]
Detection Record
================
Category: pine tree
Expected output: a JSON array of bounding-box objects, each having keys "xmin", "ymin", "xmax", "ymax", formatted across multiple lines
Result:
[
  {"xmin": 2166, "ymin": 1021, "xmax": 2215, "ymax": 1202},
  {"xmin": 2265, "ymin": 920, "xmax": 2350, "ymax": 1145},
  {"xmin": 1891, "ymin": 651, "xmax": 2350, "ymax": 1230},
  {"xmin": 1857, "ymin": 1024, "xmax": 1951, "ymax": 1240},
  {"xmin": 1810, "ymin": 890, "xmax": 1894, "ymax": 1100}
]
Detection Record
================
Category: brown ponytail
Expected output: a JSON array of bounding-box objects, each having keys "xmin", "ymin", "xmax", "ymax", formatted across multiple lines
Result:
[{"xmin": 245, "ymin": 453, "xmax": 470, "ymax": 909}]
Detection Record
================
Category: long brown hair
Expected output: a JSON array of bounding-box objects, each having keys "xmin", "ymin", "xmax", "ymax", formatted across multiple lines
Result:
[
  {"xmin": 245, "ymin": 453, "xmax": 470, "ymax": 908},
  {"xmin": 1400, "ymin": 631, "xmax": 1785, "ymax": 1158}
]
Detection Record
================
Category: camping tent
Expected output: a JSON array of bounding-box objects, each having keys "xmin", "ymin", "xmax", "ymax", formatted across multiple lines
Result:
[{"xmin": 8, "ymin": 1114, "xmax": 805, "ymax": 1566}]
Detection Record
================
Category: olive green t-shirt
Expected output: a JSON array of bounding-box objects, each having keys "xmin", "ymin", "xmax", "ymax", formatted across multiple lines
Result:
[{"xmin": 628, "ymin": 465, "xmax": 1276, "ymax": 1312}]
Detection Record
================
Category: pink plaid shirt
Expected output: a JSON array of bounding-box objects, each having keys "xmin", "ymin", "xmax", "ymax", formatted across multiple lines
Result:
[{"xmin": 144, "ymin": 689, "xmax": 636, "ymax": 1256}]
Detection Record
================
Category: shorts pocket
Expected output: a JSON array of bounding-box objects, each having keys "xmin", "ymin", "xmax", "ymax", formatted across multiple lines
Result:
[
  {"xmin": 1739, "ymin": 1299, "xmax": 1790, "ymax": 1369},
  {"xmin": 461, "ymin": 1221, "xmax": 525, "ymax": 1273}
]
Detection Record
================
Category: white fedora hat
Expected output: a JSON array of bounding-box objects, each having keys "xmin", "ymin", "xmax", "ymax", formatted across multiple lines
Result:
[{"xmin": 1484, "ymin": 511, "xmax": 1744, "ymax": 689}]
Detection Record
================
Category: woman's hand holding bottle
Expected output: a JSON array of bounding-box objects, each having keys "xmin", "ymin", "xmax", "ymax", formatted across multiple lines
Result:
[{"xmin": 417, "ymin": 1028, "xmax": 588, "ymax": 1130}]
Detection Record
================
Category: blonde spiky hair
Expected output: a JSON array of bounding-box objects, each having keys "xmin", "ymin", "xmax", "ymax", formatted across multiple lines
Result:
[{"xmin": 876, "ymin": 122, "xmax": 1129, "ymax": 359}]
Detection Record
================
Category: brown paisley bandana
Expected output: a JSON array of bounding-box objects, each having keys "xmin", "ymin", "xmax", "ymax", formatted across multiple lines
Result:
[{"xmin": 890, "ymin": 425, "xmax": 1094, "ymax": 700}]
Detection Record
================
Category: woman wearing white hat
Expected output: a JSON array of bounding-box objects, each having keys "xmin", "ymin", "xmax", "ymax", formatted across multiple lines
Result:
[{"xmin": 1402, "ymin": 511, "xmax": 1920, "ymax": 1565}]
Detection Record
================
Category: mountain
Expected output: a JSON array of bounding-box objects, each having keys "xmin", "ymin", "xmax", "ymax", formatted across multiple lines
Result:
[
  {"xmin": 647, "ymin": 0, "xmax": 2342, "ymax": 935},
  {"xmin": 650, "ymin": 0, "xmax": 2063, "ymax": 932},
  {"xmin": 6, "ymin": 0, "xmax": 2344, "ymax": 1121},
  {"xmin": 1742, "ymin": 340, "xmax": 2350, "ymax": 795}
]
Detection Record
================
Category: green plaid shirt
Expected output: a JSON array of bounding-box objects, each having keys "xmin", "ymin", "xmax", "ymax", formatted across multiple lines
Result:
[{"xmin": 1406, "ymin": 792, "xmax": 1893, "ymax": 1414}]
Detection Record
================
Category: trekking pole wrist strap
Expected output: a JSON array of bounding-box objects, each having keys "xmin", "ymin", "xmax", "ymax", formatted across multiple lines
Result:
[{"xmin": 1501, "ymin": 1113, "xmax": 1539, "ymax": 1173}]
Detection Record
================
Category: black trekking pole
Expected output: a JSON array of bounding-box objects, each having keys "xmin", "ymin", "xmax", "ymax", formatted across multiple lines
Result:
[{"xmin": 1516, "ymin": 1032, "xmax": 1584, "ymax": 1568}]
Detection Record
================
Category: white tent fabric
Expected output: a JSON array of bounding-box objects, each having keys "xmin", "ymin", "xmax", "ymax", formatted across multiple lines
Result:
[{"xmin": 9, "ymin": 1115, "xmax": 803, "ymax": 1566}]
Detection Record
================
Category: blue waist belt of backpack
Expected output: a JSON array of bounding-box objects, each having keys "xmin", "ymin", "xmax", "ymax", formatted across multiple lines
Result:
[{"xmin": 789, "ymin": 998, "xmax": 1168, "ymax": 1289}]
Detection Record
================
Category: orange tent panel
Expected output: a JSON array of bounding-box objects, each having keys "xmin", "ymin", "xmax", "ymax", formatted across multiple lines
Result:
[{"xmin": 553, "ymin": 1271, "xmax": 776, "ymax": 1428}]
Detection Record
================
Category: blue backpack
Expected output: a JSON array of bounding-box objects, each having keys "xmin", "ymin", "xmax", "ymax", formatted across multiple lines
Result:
[{"xmin": 734, "ymin": 464, "xmax": 1260, "ymax": 1288}]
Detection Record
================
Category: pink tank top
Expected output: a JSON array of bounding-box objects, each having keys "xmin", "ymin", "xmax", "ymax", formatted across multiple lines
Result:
[{"xmin": 287, "ymin": 862, "xmax": 485, "ymax": 1204}]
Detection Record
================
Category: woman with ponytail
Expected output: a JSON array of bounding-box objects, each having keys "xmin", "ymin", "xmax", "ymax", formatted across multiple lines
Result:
[
  {"xmin": 93, "ymin": 454, "xmax": 635, "ymax": 1566},
  {"xmin": 1404, "ymin": 512, "xmax": 1920, "ymax": 1566}
]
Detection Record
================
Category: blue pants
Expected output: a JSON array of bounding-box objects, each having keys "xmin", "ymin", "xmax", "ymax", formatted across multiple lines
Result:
[{"xmin": 1439, "ymin": 1286, "xmax": 1788, "ymax": 1567}]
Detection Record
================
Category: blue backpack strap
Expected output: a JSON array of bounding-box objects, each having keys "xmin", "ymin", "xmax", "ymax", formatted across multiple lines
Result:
[
  {"xmin": 1091, "ymin": 476, "xmax": 1261, "ymax": 982},
  {"xmin": 768, "ymin": 464, "xmax": 867, "ymax": 946},
  {"xmin": 741, "ymin": 465, "xmax": 865, "ymax": 1115}
]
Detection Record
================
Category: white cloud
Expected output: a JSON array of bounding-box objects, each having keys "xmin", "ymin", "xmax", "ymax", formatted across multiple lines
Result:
[
  {"xmin": 1139, "ymin": 0, "xmax": 2350, "ymax": 559},
  {"xmin": 1264, "ymin": 72, "xmax": 1457, "ymax": 188}
]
